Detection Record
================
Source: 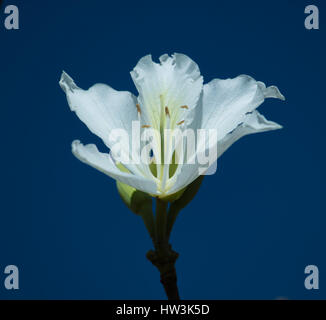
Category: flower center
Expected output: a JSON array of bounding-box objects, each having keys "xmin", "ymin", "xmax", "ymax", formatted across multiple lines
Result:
[{"xmin": 136, "ymin": 97, "xmax": 188, "ymax": 195}]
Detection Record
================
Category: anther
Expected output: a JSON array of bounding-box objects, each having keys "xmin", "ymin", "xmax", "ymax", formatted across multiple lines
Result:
[
  {"xmin": 180, "ymin": 105, "xmax": 188, "ymax": 109},
  {"xmin": 136, "ymin": 104, "xmax": 141, "ymax": 114},
  {"xmin": 177, "ymin": 120, "xmax": 185, "ymax": 125},
  {"xmin": 142, "ymin": 125, "xmax": 151, "ymax": 128},
  {"xmin": 165, "ymin": 106, "xmax": 170, "ymax": 117}
]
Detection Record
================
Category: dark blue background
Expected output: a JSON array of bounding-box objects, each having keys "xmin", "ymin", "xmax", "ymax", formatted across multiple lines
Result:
[{"xmin": 0, "ymin": 0, "xmax": 325, "ymax": 299}]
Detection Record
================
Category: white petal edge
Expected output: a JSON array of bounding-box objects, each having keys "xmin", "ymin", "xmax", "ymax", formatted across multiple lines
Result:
[
  {"xmin": 203, "ymin": 110, "xmax": 282, "ymax": 175},
  {"xmin": 217, "ymin": 109, "xmax": 282, "ymax": 158},
  {"xmin": 201, "ymin": 75, "xmax": 285, "ymax": 140},
  {"xmin": 59, "ymin": 71, "xmax": 138, "ymax": 152},
  {"xmin": 167, "ymin": 109, "xmax": 282, "ymax": 192},
  {"xmin": 71, "ymin": 140, "xmax": 157, "ymax": 195}
]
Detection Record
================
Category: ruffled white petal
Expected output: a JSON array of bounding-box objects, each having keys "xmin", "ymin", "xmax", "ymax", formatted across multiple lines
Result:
[
  {"xmin": 60, "ymin": 72, "xmax": 152, "ymax": 178},
  {"xmin": 71, "ymin": 140, "xmax": 157, "ymax": 194},
  {"xmin": 130, "ymin": 53, "xmax": 203, "ymax": 130},
  {"xmin": 60, "ymin": 71, "xmax": 138, "ymax": 153},
  {"xmin": 167, "ymin": 82, "xmax": 284, "ymax": 193},
  {"xmin": 201, "ymin": 75, "xmax": 284, "ymax": 140}
]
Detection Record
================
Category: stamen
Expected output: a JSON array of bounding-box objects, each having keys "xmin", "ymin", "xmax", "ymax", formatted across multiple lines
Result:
[
  {"xmin": 136, "ymin": 103, "xmax": 141, "ymax": 114},
  {"xmin": 165, "ymin": 106, "xmax": 170, "ymax": 117},
  {"xmin": 141, "ymin": 124, "xmax": 151, "ymax": 128},
  {"xmin": 177, "ymin": 120, "xmax": 185, "ymax": 126},
  {"xmin": 180, "ymin": 105, "xmax": 188, "ymax": 109}
]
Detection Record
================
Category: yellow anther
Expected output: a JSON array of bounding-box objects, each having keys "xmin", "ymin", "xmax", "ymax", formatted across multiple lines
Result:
[
  {"xmin": 141, "ymin": 125, "xmax": 151, "ymax": 128},
  {"xmin": 136, "ymin": 104, "xmax": 141, "ymax": 114},
  {"xmin": 180, "ymin": 105, "xmax": 188, "ymax": 109},
  {"xmin": 177, "ymin": 120, "xmax": 185, "ymax": 125}
]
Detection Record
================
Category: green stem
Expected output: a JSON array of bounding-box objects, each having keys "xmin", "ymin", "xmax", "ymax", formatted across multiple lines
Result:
[
  {"xmin": 145, "ymin": 177, "xmax": 204, "ymax": 299},
  {"xmin": 155, "ymin": 198, "xmax": 168, "ymax": 251},
  {"xmin": 166, "ymin": 205, "xmax": 180, "ymax": 240},
  {"xmin": 146, "ymin": 198, "xmax": 180, "ymax": 300},
  {"xmin": 140, "ymin": 202, "xmax": 156, "ymax": 242}
]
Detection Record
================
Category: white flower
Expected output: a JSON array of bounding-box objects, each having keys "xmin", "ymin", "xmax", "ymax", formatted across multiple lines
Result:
[{"xmin": 59, "ymin": 53, "xmax": 284, "ymax": 197}]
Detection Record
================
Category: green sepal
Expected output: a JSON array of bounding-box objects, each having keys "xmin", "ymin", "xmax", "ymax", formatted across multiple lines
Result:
[
  {"xmin": 159, "ymin": 187, "xmax": 186, "ymax": 203},
  {"xmin": 170, "ymin": 175, "xmax": 204, "ymax": 210},
  {"xmin": 116, "ymin": 180, "xmax": 155, "ymax": 240},
  {"xmin": 166, "ymin": 175, "xmax": 204, "ymax": 238}
]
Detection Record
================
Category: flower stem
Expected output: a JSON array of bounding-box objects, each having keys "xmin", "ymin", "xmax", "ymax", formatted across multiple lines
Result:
[
  {"xmin": 146, "ymin": 246, "xmax": 180, "ymax": 300},
  {"xmin": 146, "ymin": 198, "xmax": 180, "ymax": 300},
  {"xmin": 155, "ymin": 198, "xmax": 168, "ymax": 251}
]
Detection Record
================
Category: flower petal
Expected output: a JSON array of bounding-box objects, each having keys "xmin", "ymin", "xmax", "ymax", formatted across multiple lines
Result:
[
  {"xmin": 201, "ymin": 75, "xmax": 285, "ymax": 140},
  {"xmin": 203, "ymin": 110, "xmax": 282, "ymax": 175},
  {"xmin": 60, "ymin": 71, "xmax": 138, "ymax": 152},
  {"xmin": 72, "ymin": 140, "xmax": 157, "ymax": 194},
  {"xmin": 216, "ymin": 109, "xmax": 282, "ymax": 159},
  {"xmin": 166, "ymin": 163, "xmax": 201, "ymax": 195},
  {"xmin": 167, "ymin": 109, "xmax": 283, "ymax": 193},
  {"xmin": 130, "ymin": 53, "xmax": 203, "ymax": 130}
]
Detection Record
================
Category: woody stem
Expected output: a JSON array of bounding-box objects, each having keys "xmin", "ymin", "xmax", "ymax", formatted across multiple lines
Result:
[{"xmin": 146, "ymin": 198, "xmax": 180, "ymax": 300}]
